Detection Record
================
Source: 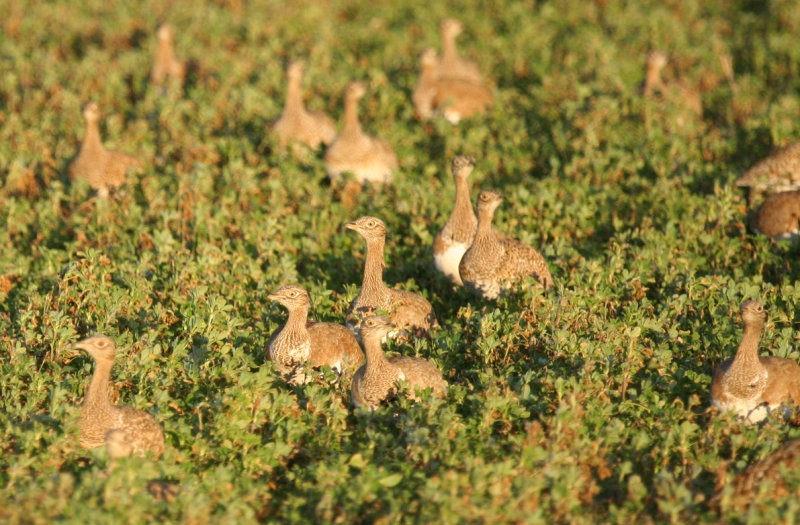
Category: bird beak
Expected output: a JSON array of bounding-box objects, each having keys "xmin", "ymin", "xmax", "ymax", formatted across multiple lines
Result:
[
  {"xmin": 267, "ymin": 292, "xmax": 280, "ymax": 301},
  {"xmin": 72, "ymin": 339, "xmax": 91, "ymax": 352},
  {"xmin": 498, "ymin": 194, "xmax": 506, "ymax": 201},
  {"xmin": 344, "ymin": 221, "xmax": 357, "ymax": 231}
]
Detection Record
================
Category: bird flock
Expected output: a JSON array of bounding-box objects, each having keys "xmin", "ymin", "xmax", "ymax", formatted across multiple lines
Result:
[{"xmin": 59, "ymin": 18, "xmax": 800, "ymax": 507}]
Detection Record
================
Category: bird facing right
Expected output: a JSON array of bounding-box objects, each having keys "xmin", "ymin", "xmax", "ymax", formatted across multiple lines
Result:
[
  {"xmin": 433, "ymin": 155, "xmax": 478, "ymax": 285},
  {"xmin": 710, "ymin": 300, "xmax": 800, "ymax": 424},
  {"xmin": 459, "ymin": 190, "xmax": 553, "ymax": 300}
]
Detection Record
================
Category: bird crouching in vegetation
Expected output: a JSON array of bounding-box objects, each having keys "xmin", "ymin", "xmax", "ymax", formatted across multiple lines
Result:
[
  {"xmin": 710, "ymin": 300, "xmax": 800, "ymax": 424},
  {"xmin": 345, "ymin": 216, "xmax": 437, "ymax": 339},
  {"xmin": 267, "ymin": 285, "xmax": 363, "ymax": 384},
  {"xmin": 736, "ymin": 142, "xmax": 800, "ymax": 205},
  {"xmin": 459, "ymin": 190, "xmax": 553, "ymax": 300},
  {"xmin": 350, "ymin": 316, "xmax": 446, "ymax": 410},
  {"xmin": 325, "ymin": 82, "xmax": 398, "ymax": 185},
  {"xmin": 73, "ymin": 335, "xmax": 164, "ymax": 457},
  {"xmin": 271, "ymin": 60, "xmax": 336, "ymax": 151},
  {"xmin": 68, "ymin": 102, "xmax": 143, "ymax": 198}
]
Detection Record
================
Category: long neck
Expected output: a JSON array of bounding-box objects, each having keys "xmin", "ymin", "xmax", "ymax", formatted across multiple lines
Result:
[
  {"xmin": 442, "ymin": 31, "xmax": 458, "ymax": 64},
  {"xmin": 362, "ymin": 238, "xmax": 389, "ymax": 296},
  {"xmin": 82, "ymin": 119, "xmax": 103, "ymax": 152},
  {"xmin": 475, "ymin": 207, "xmax": 496, "ymax": 239},
  {"xmin": 157, "ymin": 38, "xmax": 175, "ymax": 64},
  {"xmin": 341, "ymin": 95, "xmax": 362, "ymax": 138},
  {"xmin": 85, "ymin": 359, "xmax": 112, "ymax": 408},
  {"xmin": 362, "ymin": 333, "xmax": 390, "ymax": 370},
  {"xmin": 452, "ymin": 176, "xmax": 476, "ymax": 224},
  {"xmin": 730, "ymin": 322, "xmax": 764, "ymax": 374},
  {"xmin": 644, "ymin": 64, "xmax": 663, "ymax": 95},
  {"xmin": 284, "ymin": 75, "xmax": 304, "ymax": 114},
  {"xmin": 284, "ymin": 304, "xmax": 310, "ymax": 334}
]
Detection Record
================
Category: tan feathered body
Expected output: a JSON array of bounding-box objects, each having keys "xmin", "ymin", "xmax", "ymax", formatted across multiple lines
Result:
[
  {"xmin": 69, "ymin": 103, "xmax": 142, "ymax": 197},
  {"xmin": 415, "ymin": 49, "xmax": 491, "ymax": 124},
  {"xmin": 272, "ymin": 61, "xmax": 336, "ymax": 150},
  {"xmin": 754, "ymin": 190, "xmax": 800, "ymax": 240},
  {"xmin": 459, "ymin": 190, "xmax": 553, "ymax": 300},
  {"xmin": 710, "ymin": 301, "xmax": 800, "ymax": 423},
  {"xmin": 345, "ymin": 217, "xmax": 436, "ymax": 338},
  {"xmin": 350, "ymin": 316, "xmax": 446, "ymax": 410},
  {"xmin": 325, "ymin": 82, "xmax": 397, "ymax": 185},
  {"xmin": 438, "ymin": 18, "xmax": 484, "ymax": 84},
  {"xmin": 267, "ymin": 285, "xmax": 363, "ymax": 383},
  {"xmin": 75, "ymin": 336, "xmax": 164, "ymax": 456}
]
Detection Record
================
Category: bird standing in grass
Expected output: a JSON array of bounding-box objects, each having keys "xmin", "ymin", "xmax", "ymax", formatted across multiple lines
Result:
[
  {"xmin": 350, "ymin": 316, "xmax": 446, "ymax": 410},
  {"xmin": 74, "ymin": 335, "xmax": 164, "ymax": 456},
  {"xmin": 736, "ymin": 142, "xmax": 800, "ymax": 203},
  {"xmin": 437, "ymin": 18, "xmax": 484, "ymax": 85},
  {"xmin": 267, "ymin": 285, "xmax": 363, "ymax": 383},
  {"xmin": 325, "ymin": 82, "xmax": 398, "ymax": 185},
  {"xmin": 68, "ymin": 102, "xmax": 143, "ymax": 198},
  {"xmin": 271, "ymin": 61, "xmax": 337, "ymax": 151},
  {"xmin": 150, "ymin": 23, "xmax": 187, "ymax": 87},
  {"xmin": 345, "ymin": 216, "xmax": 436, "ymax": 338},
  {"xmin": 711, "ymin": 300, "xmax": 800, "ymax": 424},
  {"xmin": 433, "ymin": 155, "xmax": 478, "ymax": 285},
  {"xmin": 459, "ymin": 190, "xmax": 553, "ymax": 300}
]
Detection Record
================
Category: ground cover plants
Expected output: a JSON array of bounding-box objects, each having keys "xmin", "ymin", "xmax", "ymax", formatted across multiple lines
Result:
[{"xmin": 2, "ymin": 0, "xmax": 800, "ymax": 522}]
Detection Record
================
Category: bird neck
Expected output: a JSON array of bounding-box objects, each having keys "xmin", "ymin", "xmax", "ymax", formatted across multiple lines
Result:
[
  {"xmin": 85, "ymin": 358, "xmax": 113, "ymax": 409},
  {"xmin": 449, "ymin": 176, "xmax": 477, "ymax": 233},
  {"xmin": 362, "ymin": 333, "xmax": 391, "ymax": 371},
  {"xmin": 644, "ymin": 64, "xmax": 663, "ymax": 95},
  {"xmin": 362, "ymin": 238, "xmax": 390, "ymax": 297},
  {"xmin": 475, "ymin": 207, "xmax": 497, "ymax": 239},
  {"xmin": 284, "ymin": 74, "xmax": 305, "ymax": 115},
  {"xmin": 284, "ymin": 305, "xmax": 310, "ymax": 333},
  {"xmin": 341, "ymin": 94, "xmax": 363, "ymax": 138},
  {"xmin": 441, "ymin": 32, "xmax": 459, "ymax": 65},
  {"xmin": 729, "ymin": 322, "xmax": 765, "ymax": 377},
  {"xmin": 157, "ymin": 38, "xmax": 175, "ymax": 65},
  {"xmin": 81, "ymin": 119, "xmax": 103, "ymax": 153},
  {"xmin": 419, "ymin": 63, "xmax": 438, "ymax": 85}
]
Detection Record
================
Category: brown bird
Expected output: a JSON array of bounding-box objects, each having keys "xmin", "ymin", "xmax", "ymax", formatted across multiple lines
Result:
[
  {"xmin": 350, "ymin": 316, "xmax": 446, "ymax": 410},
  {"xmin": 459, "ymin": 190, "xmax": 554, "ymax": 300},
  {"xmin": 642, "ymin": 50, "xmax": 703, "ymax": 128},
  {"xmin": 737, "ymin": 142, "xmax": 800, "ymax": 203},
  {"xmin": 414, "ymin": 49, "xmax": 492, "ymax": 124},
  {"xmin": 325, "ymin": 82, "xmax": 398, "ymax": 185},
  {"xmin": 150, "ymin": 23, "xmax": 187, "ymax": 86},
  {"xmin": 105, "ymin": 429, "xmax": 180, "ymax": 502},
  {"xmin": 271, "ymin": 61, "xmax": 336, "ymax": 151},
  {"xmin": 68, "ymin": 102, "xmax": 143, "ymax": 198},
  {"xmin": 74, "ymin": 335, "xmax": 164, "ymax": 456},
  {"xmin": 267, "ymin": 285, "xmax": 363, "ymax": 383},
  {"xmin": 724, "ymin": 438, "xmax": 800, "ymax": 508},
  {"xmin": 711, "ymin": 300, "xmax": 800, "ymax": 424},
  {"xmin": 753, "ymin": 190, "xmax": 800, "ymax": 240},
  {"xmin": 345, "ymin": 216, "xmax": 437, "ymax": 338},
  {"xmin": 433, "ymin": 155, "xmax": 478, "ymax": 285},
  {"xmin": 438, "ymin": 18, "xmax": 484, "ymax": 84}
]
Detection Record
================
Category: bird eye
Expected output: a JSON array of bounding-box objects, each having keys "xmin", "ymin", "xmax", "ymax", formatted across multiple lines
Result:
[
  {"xmin": 367, "ymin": 220, "xmax": 375, "ymax": 227},
  {"xmin": 96, "ymin": 340, "xmax": 106, "ymax": 347}
]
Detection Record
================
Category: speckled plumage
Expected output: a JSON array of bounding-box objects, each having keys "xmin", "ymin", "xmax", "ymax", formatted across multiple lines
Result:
[
  {"xmin": 350, "ymin": 316, "xmax": 446, "ymax": 410},
  {"xmin": 736, "ymin": 142, "xmax": 800, "ymax": 196},
  {"xmin": 75, "ymin": 335, "xmax": 164, "ymax": 457},
  {"xmin": 459, "ymin": 190, "xmax": 553, "ymax": 300},
  {"xmin": 433, "ymin": 155, "xmax": 478, "ymax": 285},
  {"xmin": 345, "ymin": 216, "xmax": 436, "ymax": 338},
  {"xmin": 726, "ymin": 438, "xmax": 800, "ymax": 507},
  {"xmin": 68, "ymin": 102, "xmax": 143, "ymax": 197},
  {"xmin": 267, "ymin": 285, "xmax": 363, "ymax": 383},
  {"xmin": 150, "ymin": 23, "xmax": 186, "ymax": 86},
  {"xmin": 711, "ymin": 301, "xmax": 800, "ymax": 424},
  {"xmin": 272, "ymin": 61, "xmax": 336, "ymax": 150},
  {"xmin": 325, "ymin": 82, "xmax": 397, "ymax": 185},
  {"xmin": 754, "ymin": 190, "xmax": 800, "ymax": 240}
]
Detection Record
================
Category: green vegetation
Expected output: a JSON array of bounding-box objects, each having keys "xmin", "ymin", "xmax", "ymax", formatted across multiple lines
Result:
[{"xmin": 2, "ymin": 0, "xmax": 800, "ymax": 522}]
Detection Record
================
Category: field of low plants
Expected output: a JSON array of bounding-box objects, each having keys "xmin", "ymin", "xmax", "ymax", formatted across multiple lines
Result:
[{"xmin": 2, "ymin": 0, "xmax": 800, "ymax": 522}]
